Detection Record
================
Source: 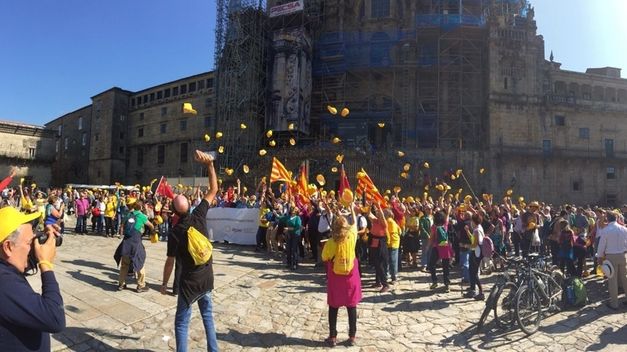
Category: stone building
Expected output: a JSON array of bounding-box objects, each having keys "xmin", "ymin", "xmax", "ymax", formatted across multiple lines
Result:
[
  {"xmin": 225, "ymin": 0, "xmax": 627, "ymax": 205},
  {"xmin": 0, "ymin": 120, "xmax": 55, "ymax": 187},
  {"xmin": 126, "ymin": 72, "xmax": 216, "ymax": 186},
  {"xmin": 46, "ymin": 105, "xmax": 92, "ymax": 185},
  {"xmin": 39, "ymin": 0, "xmax": 627, "ymax": 205},
  {"xmin": 45, "ymin": 72, "xmax": 215, "ymax": 187}
]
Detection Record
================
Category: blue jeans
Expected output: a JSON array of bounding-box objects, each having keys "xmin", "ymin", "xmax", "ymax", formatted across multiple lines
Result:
[
  {"xmin": 175, "ymin": 291, "xmax": 218, "ymax": 352},
  {"xmin": 76, "ymin": 215, "xmax": 87, "ymax": 233},
  {"xmin": 388, "ymin": 248, "xmax": 399, "ymax": 281},
  {"xmin": 287, "ymin": 234, "xmax": 300, "ymax": 268},
  {"xmin": 460, "ymin": 249, "xmax": 470, "ymax": 282},
  {"xmin": 420, "ymin": 238, "xmax": 430, "ymax": 267}
]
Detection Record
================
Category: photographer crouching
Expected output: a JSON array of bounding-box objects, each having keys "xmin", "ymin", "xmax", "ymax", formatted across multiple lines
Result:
[{"xmin": 0, "ymin": 206, "xmax": 65, "ymax": 351}]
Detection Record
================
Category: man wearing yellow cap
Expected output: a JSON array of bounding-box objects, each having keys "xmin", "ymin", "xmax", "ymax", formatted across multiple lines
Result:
[{"xmin": 0, "ymin": 207, "xmax": 65, "ymax": 351}]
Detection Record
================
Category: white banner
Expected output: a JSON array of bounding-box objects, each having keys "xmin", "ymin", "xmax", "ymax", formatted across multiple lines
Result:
[
  {"xmin": 206, "ymin": 208, "xmax": 259, "ymax": 245},
  {"xmin": 269, "ymin": 0, "xmax": 303, "ymax": 18}
]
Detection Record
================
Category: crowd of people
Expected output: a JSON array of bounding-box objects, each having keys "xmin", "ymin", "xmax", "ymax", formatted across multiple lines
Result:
[{"xmin": 0, "ymin": 157, "xmax": 627, "ymax": 350}]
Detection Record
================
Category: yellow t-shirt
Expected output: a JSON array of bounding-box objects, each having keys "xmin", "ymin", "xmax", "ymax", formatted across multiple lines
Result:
[
  {"xmin": 105, "ymin": 200, "xmax": 116, "ymax": 218},
  {"xmin": 322, "ymin": 225, "xmax": 357, "ymax": 275},
  {"xmin": 386, "ymin": 218, "xmax": 401, "ymax": 249},
  {"xmin": 21, "ymin": 197, "xmax": 33, "ymax": 211},
  {"xmin": 259, "ymin": 207, "xmax": 270, "ymax": 228}
]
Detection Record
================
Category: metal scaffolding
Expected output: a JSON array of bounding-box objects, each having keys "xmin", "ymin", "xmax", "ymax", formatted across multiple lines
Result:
[{"xmin": 214, "ymin": 0, "xmax": 268, "ymax": 170}]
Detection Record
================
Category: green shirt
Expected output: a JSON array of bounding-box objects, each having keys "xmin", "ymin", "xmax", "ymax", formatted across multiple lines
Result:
[
  {"xmin": 419, "ymin": 215, "xmax": 433, "ymax": 239},
  {"xmin": 124, "ymin": 210, "xmax": 149, "ymax": 232}
]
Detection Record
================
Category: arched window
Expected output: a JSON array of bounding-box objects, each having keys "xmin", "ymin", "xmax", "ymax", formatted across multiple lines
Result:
[{"xmin": 371, "ymin": 0, "xmax": 390, "ymax": 18}]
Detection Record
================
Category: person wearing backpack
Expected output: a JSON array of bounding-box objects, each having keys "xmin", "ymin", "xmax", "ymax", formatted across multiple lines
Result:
[
  {"xmin": 114, "ymin": 199, "xmax": 153, "ymax": 293},
  {"xmin": 557, "ymin": 219, "xmax": 576, "ymax": 276},
  {"xmin": 595, "ymin": 211, "xmax": 627, "ymax": 310},
  {"xmin": 428, "ymin": 204, "xmax": 452, "ymax": 292},
  {"xmin": 464, "ymin": 213, "xmax": 485, "ymax": 300},
  {"xmin": 160, "ymin": 150, "xmax": 219, "ymax": 352},
  {"xmin": 321, "ymin": 203, "xmax": 362, "ymax": 347}
]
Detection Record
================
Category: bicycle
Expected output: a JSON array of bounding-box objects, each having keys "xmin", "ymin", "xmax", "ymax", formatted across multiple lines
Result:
[
  {"xmin": 476, "ymin": 254, "xmax": 525, "ymax": 332},
  {"xmin": 514, "ymin": 254, "xmax": 564, "ymax": 335}
]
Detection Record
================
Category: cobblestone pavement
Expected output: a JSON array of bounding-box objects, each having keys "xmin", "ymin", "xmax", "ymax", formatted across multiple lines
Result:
[{"xmin": 31, "ymin": 222, "xmax": 627, "ymax": 351}]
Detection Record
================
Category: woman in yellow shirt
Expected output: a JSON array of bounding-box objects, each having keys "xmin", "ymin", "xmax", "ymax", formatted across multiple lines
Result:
[
  {"xmin": 104, "ymin": 196, "xmax": 117, "ymax": 237},
  {"xmin": 321, "ymin": 203, "xmax": 361, "ymax": 347},
  {"xmin": 385, "ymin": 209, "xmax": 401, "ymax": 283}
]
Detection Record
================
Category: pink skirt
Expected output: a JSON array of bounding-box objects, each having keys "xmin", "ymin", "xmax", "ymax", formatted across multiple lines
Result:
[{"xmin": 326, "ymin": 258, "xmax": 362, "ymax": 308}]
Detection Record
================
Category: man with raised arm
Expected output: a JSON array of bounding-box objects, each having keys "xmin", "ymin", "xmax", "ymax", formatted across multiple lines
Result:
[{"xmin": 160, "ymin": 150, "xmax": 219, "ymax": 351}]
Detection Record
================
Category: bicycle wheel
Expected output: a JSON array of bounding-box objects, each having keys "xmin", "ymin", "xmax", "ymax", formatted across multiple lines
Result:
[
  {"xmin": 515, "ymin": 284, "xmax": 542, "ymax": 335},
  {"xmin": 494, "ymin": 281, "xmax": 518, "ymax": 329},
  {"xmin": 477, "ymin": 283, "xmax": 500, "ymax": 332},
  {"xmin": 549, "ymin": 270, "xmax": 565, "ymax": 310}
]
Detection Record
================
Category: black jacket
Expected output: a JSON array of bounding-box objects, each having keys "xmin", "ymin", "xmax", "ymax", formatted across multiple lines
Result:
[{"xmin": 0, "ymin": 260, "xmax": 65, "ymax": 351}]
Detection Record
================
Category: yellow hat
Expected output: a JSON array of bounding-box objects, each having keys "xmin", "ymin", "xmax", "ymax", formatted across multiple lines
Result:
[
  {"xmin": 327, "ymin": 105, "xmax": 338, "ymax": 115},
  {"xmin": 243, "ymin": 165, "xmax": 250, "ymax": 174},
  {"xmin": 0, "ymin": 207, "xmax": 41, "ymax": 242},
  {"xmin": 289, "ymin": 138, "xmax": 296, "ymax": 146},
  {"xmin": 336, "ymin": 154, "xmax": 344, "ymax": 163},
  {"xmin": 259, "ymin": 149, "xmax": 267, "ymax": 156},
  {"xmin": 331, "ymin": 167, "xmax": 338, "ymax": 173},
  {"xmin": 332, "ymin": 137, "xmax": 341, "ymax": 144},
  {"xmin": 269, "ymin": 140, "xmax": 276, "ymax": 147},
  {"xmin": 126, "ymin": 197, "xmax": 137, "ymax": 206},
  {"xmin": 240, "ymin": 123, "xmax": 247, "ymax": 129},
  {"xmin": 397, "ymin": 150, "xmax": 405, "ymax": 157},
  {"xmin": 340, "ymin": 107, "xmax": 350, "ymax": 117},
  {"xmin": 266, "ymin": 130, "xmax": 273, "ymax": 138},
  {"xmin": 316, "ymin": 174, "xmax": 326, "ymax": 186},
  {"xmin": 377, "ymin": 122, "xmax": 385, "ymax": 128}
]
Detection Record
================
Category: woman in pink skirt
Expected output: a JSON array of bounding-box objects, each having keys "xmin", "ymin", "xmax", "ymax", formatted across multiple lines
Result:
[{"xmin": 321, "ymin": 203, "xmax": 362, "ymax": 347}]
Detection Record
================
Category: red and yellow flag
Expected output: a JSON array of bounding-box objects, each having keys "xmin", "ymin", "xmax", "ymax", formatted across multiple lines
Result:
[
  {"xmin": 297, "ymin": 163, "xmax": 308, "ymax": 200},
  {"xmin": 356, "ymin": 168, "xmax": 387, "ymax": 206},
  {"xmin": 270, "ymin": 157, "xmax": 291, "ymax": 183}
]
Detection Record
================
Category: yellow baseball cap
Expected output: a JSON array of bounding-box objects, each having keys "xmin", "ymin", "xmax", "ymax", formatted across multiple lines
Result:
[{"xmin": 0, "ymin": 207, "xmax": 41, "ymax": 242}]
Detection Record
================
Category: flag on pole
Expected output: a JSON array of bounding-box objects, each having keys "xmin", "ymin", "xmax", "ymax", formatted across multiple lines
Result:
[
  {"xmin": 297, "ymin": 162, "xmax": 308, "ymax": 200},
  {"xmin": 270, "ymin": 157, "xmax": 292, "ymax": 183},
  {"xmin": 356, "ymin": 168, "xmax": 387, "ymax": 206},
  {"xmin": 338, "ymin": 164, "xmax": 351, "ymax": 196},
  {"xmin": 155, "ymin": 176, "xmax": 175, "ymax": 199}
]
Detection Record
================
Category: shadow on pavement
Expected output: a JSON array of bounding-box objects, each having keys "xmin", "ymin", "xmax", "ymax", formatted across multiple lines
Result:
[
  {"xmin": 54, "ymin": 326, "xmax": 152, "ymax": 352},
  {"xmin": 217, "ymin": 328, "xmax": 319, "ymax": 348},
  {"xmin": 66, "ymin": 270, "xmax": 119, "ymax": 292},
  {"xmin": 586, "ymin": 325, "xmax": 627, "ymax": 351},
  {"xmin": 62, "ymin": 258, "xmax": 119, "ymax": 274}
]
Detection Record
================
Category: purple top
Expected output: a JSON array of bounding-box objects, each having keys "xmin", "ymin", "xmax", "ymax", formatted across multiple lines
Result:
[{"xmin": 75, "ymin": 198, "xmax": 90, "ymax": 216}]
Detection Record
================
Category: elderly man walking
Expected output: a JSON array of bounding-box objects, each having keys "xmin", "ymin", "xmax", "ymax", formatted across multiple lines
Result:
[{"xmin": 596, "ymin": 211, "xmax": 627, "ymax": 310}]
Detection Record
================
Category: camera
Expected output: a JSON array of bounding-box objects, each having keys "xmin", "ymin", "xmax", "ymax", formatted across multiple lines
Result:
[{"xmin": 36, "ymin": 231, "xmax": 63, "ymax": 247}]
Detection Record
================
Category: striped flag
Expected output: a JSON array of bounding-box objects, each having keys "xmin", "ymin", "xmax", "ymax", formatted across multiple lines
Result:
[
  {"xmin": 296, "ymin": 162, "xmax": 308, "ymax": 200},
  {"xmin": 270, "ymin": 157, "xmax": 292, "ymax": 183},
  {"xmin": 357, "ymin": 168, "xmax": 387, "ymax": 206}
]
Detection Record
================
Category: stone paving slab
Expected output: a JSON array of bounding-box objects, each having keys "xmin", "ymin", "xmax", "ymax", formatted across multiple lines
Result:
[{"xmin": 22, "ymin": 221, "xmax": 627, "ymax": 351}]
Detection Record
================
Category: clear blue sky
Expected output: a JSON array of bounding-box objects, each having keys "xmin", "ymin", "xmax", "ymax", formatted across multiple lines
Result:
[{"xmin": 1, "ymin": 1, "xmax": 625, "ymax": 126}]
